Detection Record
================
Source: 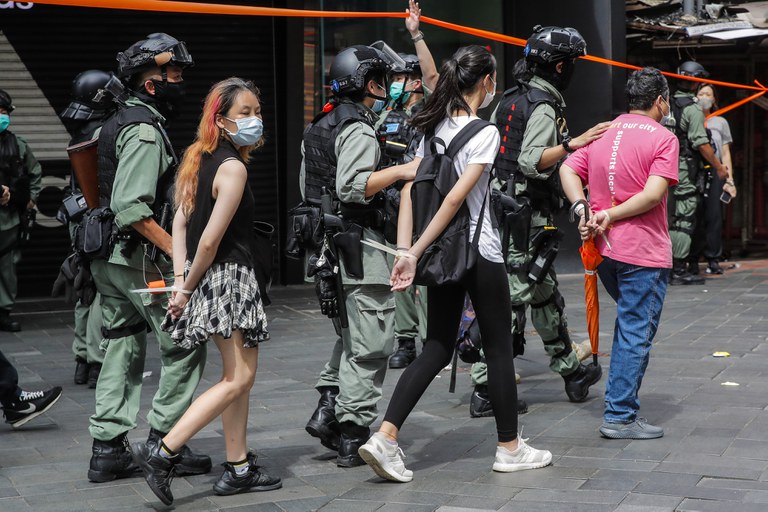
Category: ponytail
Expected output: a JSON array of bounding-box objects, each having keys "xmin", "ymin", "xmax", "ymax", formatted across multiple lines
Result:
[{"xmin": 411, "ymin": 45, "xmax": 496, "ymax": 134}]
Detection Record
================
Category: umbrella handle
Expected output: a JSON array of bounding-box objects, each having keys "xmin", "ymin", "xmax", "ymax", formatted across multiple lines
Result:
[{"xmin": 569, "ymin": 199, "xmax": 589, "ymax": 223}]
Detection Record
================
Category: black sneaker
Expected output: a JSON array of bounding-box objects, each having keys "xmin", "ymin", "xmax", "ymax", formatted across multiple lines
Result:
[
  {"xmin": 2, "ymin": 386, "xmax": 62, "ymax": 428},
  {"xmin": 213, "ymin": 461, "xmax": 282, "ymax": 495},
  {"xmin": 469, "ymin": 384, "xmax": 528, "ymax": 417},
  {"xmin": 87, "ymin": 363, "xmax": 101, "ymax": 389},
  {"xmin": 146, "ymin": 428, "xmax": 212, "ymax": 476},
  {"xmin": 0, "ymin": 311, "xmax": 20, "ymax": 332},
  {"xmin": 132, "ymin": 441, "xmax": 179, "ymax": 506},
  {"xmin": 75, "ymin": 357, "xmax": 89, "ymax": 385},
  {"xmin": 706, "ymin": 260, "xmax": 724, "ymax": 275}
]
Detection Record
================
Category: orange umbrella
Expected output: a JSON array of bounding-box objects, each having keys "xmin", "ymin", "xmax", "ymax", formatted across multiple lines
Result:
[
  {"xmin": 570, "ymin": 199, "xmax": 603, "ymax": 366},
  {"xmin": 579, "ymin": 238, "xmax": 603, "ymax": 366}
]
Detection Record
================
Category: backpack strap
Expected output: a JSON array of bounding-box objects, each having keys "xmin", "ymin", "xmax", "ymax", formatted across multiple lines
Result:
[{"xmin": 445, "ymin": 119, "xmax": 493, "ymax": 159}]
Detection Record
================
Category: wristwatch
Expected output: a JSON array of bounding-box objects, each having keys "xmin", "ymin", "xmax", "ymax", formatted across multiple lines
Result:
[{"xmin": 562, "ymin": 136, "xmax": 575, "ymax": 153}]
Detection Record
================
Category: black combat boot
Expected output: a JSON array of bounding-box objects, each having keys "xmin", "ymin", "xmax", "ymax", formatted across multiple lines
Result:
[
  {"xmin": 305, "ymin": 386, "xmax": 341, "ymax": 451},
  {"xmin": 88, "ymin": 433, "xmax": 141, "ymax": 482},
  {"xmin": 389, "ymin": 337, "xmax": 417, "ymax": 369},
  {"xmin": 670, "ymin": 259, "xmax": 705, "ymax": 285},
  {"xmin": 0, "ymin": 309, "xmax": 20, "ymax": 332},
  {"xmin": 87, "ymin": 363, "xmax": 102, "ymax": 389},
  {"xmin": 563, "ymin": 363, "xmax": 603, "ymax": 403},
  {"xmin": 147, "ymin": 428, "xmax": 212, "ymax": 476},
  {"xmin": 337, "ymin": 421, "xmax": 370, "ymax": 468},
  {"xmin": 132, "ymin": 441, "xmax": 180, "ymax": 506},
  {"xmin": 74, "ymin": 357, "xmax": 89, "ymax": 385},
  {"xmin": 469, "ymin": 384, "xmax": 528, "ymax": 417}
]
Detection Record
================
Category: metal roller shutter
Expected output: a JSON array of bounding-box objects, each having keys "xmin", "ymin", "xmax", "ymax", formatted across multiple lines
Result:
[{"xmin": 0, "ymin": 1, "xmax": 280, "ymax": 297}]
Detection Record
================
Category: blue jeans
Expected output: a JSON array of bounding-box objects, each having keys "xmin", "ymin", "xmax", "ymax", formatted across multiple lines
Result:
[{"xmin": 597, "ymin": 257, "xmax": 670, "ymax": 424}]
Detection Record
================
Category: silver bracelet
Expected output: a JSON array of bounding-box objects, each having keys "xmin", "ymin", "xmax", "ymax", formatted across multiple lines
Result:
[{"xmin": 411, "ymin": 31, "xmax": 424, "ymax": 43}]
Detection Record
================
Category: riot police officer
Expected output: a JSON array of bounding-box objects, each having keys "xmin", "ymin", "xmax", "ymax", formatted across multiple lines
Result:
[
  {"xmin": 479, "ymin": 26, "xmax": 609, "ymax": 411},
  {"xmin": 375, "ymin": 53, "xmax": 428, "ymax": 368},
  {"xmin": 58, "ymin": 69, "xmax": 113, "ymax": 387},
  {"xmin": 300, "ymin": 45, "xmax": 416, "ymax": 467},
  {"xmin": 667, "ymin": 61, "xmax": 728, "ymax": 285},
  {"xmin": 0, "ymin": 89, "xmax": 41, "ymax": 332},
  {"xmin": 87, "ymin": 33, "xmax": 211, "ymax": 483}
]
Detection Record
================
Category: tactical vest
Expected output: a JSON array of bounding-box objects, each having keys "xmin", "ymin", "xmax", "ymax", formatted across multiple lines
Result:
[
  {"xmin": 97, "ymin": 105, "xmax": 175, "ymax": 208},
  {"xmin": 303, "ymin": 102, "xmax": 372, "ymax": 205},
  {"xmin": 493, "ymin": 80, "xmax": 565, "ymax": 212},
  {"xmin": 376, "ymin": 107, "xmax": 422, "ymax": 168},
  {"xmin": 0, "ymin": 131, "xmax": 23, "ymax": 182},
  {"xmin": 670, "ymin": 95, "xmax": 696, "ymax": 159}
]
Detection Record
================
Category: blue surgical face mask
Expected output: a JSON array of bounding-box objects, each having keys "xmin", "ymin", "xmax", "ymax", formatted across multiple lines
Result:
[
  {"xmin": 223, "ymin": 115, "xmax": 263, "ymax": 146},
  {"xmin": 371, "ymin": 99, "xmax": 386, "ymax": 113},
  {"xmin": 0, "ymin": 114, "xmax": 9, "ymax": 133}
]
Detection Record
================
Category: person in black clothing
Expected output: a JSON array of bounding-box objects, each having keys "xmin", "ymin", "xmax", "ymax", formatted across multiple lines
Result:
[{"xmin": 131, "ymin": 78, "xmax": 280, "ymax": 506}]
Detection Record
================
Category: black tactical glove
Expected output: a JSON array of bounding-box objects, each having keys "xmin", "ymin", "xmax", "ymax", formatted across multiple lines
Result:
[
  {"xmin": 51, "ymin": 253, "xmax": 79, "ymax": 305},
  {"xmin": 307, "ymin": 248, "xmax": 340, "ymax": 319},
  {"xmin": 73, "ymin": 257, "xmax": 97, "ymax": 306},
  {"xmin": 314, "ymin": 270, "xmax": 339, "ymax": 318}
]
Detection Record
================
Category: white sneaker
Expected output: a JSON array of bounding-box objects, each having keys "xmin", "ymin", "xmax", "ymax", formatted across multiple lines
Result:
[
  {"xmin": 358, "ymin": 432, "xmax": 413, "ymax": 483},
  {"xmin": 492, "ymin": 436, "xmax": 552, "ymax": 472}
]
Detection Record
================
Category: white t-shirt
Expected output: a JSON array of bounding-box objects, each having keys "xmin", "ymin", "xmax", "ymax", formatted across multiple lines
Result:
[{"xmin": 415, "ymin": 115, "xmax": 503, "ymax": 263}]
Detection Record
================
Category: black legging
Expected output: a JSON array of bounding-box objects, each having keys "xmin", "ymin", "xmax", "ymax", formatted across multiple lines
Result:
[
  {"xmin": 0, "ymin": 348, "xmax": 21, "ymax": 407},
  {"xmin": 383, "ymin": 256, "xmax": 518, "ymax": 442}
]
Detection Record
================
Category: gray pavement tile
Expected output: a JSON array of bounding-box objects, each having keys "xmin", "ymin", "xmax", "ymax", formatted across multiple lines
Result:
[
  {"xmin": 499, "ymin": 500, "xmax": 617, "ymax": 511},
  {"xmin": 377, "ymin": 504, "xmax": 435, "ymax": 512},
  {"xmin": 443, "ymin": 494, "xmax": 509, "ymax": 510},
  {"xmin": 677, "ymin": 498, "xmax": 767, "ymax": 512},
  {"xmin": 616, "ymin": 491, "xmax": 683, "ymax": 509},
  {"xmin": 507, "ymin": 488, "xmax": 626, "ymax": 505},
  {"xmin": 314, "ymin": 499, "xmax": 384, "ymax": 511}
]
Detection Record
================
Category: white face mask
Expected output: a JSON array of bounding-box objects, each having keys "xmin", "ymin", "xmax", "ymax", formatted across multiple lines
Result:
[
  {"xmin": 659, "ymin": 97, "xmax": 674, "ymax": 127},
  {"xmin": 697, "ymin": 96, "xmax": 714, "ymax": 111},
  {"xmin": 478, "ymin": 79, "xmax": 496, "ymax": 109},
  {"xmin": 479, "ymin": 76, "xmax": 496, "ymax": 110}
]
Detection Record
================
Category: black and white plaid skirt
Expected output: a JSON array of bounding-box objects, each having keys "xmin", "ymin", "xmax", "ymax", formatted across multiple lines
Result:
[{"xmin": 161, "ymin": 262, "xmax": 269, "ymax": 349}]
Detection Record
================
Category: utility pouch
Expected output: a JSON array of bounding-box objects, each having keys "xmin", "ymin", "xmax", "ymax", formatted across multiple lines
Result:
[
  {"xmin": 63, "ymin": 192, "xmax": 88, "ymax": 223},
  {"xmin": 76, "ymin": 207, "xmax": 116, "ymax": 261},
  {"xmin": 333, "ymin": 223, "xmax": 364, "ymax": 279},
  {"xmin": 286, "ymin": 203, "xmax": 321, "ymax": 259},
  {"xmin": 527, "ymin": 228, "xmax": 561, "ymax": 284},
  {"xmin": 383, "ymin": 187, "xmax": 400, "ymax": 245}
]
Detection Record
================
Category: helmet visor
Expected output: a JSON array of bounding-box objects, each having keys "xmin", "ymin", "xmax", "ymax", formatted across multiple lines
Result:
[
  {"xmin": 370, "ymin": 41, "xmax": 407, "ymax": 73},
  {"xmin": 155, "ymin": 41, "xmax": 193, "ymax": 68}
]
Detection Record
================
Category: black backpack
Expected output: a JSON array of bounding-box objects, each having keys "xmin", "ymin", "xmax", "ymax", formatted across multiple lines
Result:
[{"xmin": 411, "ymin": 119, "xmax": 492, "ymax": 287}]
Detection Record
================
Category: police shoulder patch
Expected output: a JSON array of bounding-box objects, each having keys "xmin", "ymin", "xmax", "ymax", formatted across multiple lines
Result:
[{"xmin": 138, "ymin": 123, "xmax": 157, "ymax": 143}]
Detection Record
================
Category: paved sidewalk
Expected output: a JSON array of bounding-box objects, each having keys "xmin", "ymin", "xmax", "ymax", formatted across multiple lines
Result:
[{"xmin": 1, "ymin": 260, "xmax": 767, "ymax": 512}]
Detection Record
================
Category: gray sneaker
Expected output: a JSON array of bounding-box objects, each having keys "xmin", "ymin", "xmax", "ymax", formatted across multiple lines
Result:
[{"xmin": 599, "ymin": 418, "xmax": 663, "ymax": 439}]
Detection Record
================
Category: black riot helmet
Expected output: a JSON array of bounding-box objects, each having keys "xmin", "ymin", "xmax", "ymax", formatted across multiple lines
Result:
[
  {"xmin": 391, "ymin": 53, "xmax": 421, "ymax": 77},
  {"xmin": 0, "ymin": 89, "xmax": 14, "ymax": 113},
  {"xmin": 60, "ymin": 69, "xmax": 115, "ymax": 122},
  {"xmin": 329, "ymin": 45, "xmax": 390, "ymax": 96},
  {"xmin": 525, "ymin": 25, "xmax": 586, "ymax": 91},
  {"xmin": 677, "ymin": 61, "xmax": 709, "ymax": 78},
  {"xmin": 117, "ymin": 32, "xmax": 193, "ymax": 84},
  {"xmin": 524, "ymin": 25, "xmax": 587, "ymax": 65}
]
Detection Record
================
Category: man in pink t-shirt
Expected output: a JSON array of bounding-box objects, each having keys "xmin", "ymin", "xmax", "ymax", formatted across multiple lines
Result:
[{"xmin": 560, "ymin": 67, "xmax": 679, "ymax": 440}]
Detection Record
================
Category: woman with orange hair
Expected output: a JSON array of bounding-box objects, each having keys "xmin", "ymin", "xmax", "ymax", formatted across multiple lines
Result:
[{"xmin": 132, "ymin": 77, "xmax": 281, "ymax": 505}]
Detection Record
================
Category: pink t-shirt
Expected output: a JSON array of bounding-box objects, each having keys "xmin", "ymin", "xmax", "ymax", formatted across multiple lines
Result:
[{"xmin": 564, "ymin": 113, "xmax": 679, "ymax": 268}]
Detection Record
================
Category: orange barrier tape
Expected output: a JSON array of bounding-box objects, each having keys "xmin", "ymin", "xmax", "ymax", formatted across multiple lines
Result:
[
  {"xmin": 30, "ymin": 0, "xmax": 406, "ymax": 18},
  {"xmin": 32, "ymin": 0, "xmax": 768, "ymax": 110},
  {"xmin": 708, "ymin": 89, "xmax": 767, "ymax": 119}
]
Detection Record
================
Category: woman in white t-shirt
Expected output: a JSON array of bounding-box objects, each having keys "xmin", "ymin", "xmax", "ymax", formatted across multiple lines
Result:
[{"xmin": 358, "ymin": 45, "xmax": 552, "ymax": 483}]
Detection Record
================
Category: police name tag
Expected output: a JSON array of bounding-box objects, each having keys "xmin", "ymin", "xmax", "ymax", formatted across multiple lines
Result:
[{"xmin": 385, "ymin": 123, "xmax": 401, "ymax": 134}]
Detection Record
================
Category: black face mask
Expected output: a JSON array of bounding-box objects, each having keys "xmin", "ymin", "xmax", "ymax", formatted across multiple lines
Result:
[
  {"xmin": 552, "ymin": 60, "xmax": 576, "ymax": 92},
  {"xmin": 149, "ymin": 79, "xmax": 187, "ymax": 121}
]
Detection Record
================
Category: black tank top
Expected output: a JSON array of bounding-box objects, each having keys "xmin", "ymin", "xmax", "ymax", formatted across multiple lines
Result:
[{"xmin": 186, "ymin": 140, "xmax": 255, "ymax": 268}]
